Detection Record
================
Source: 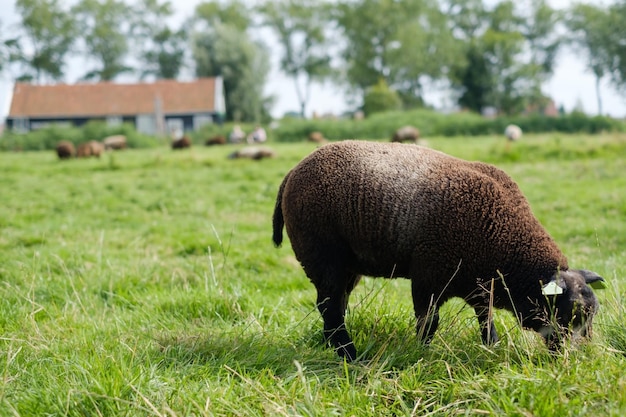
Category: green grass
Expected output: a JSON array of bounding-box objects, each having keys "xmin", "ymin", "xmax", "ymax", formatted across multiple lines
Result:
[{"xmin": 0, "ymin": 134, "xmax": 625, "ymax": 416}]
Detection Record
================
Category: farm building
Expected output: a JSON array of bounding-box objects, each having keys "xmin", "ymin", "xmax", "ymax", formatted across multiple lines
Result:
[{"xmin": 5, "ymin": 77, "xmax": 226, "ymax": 136}]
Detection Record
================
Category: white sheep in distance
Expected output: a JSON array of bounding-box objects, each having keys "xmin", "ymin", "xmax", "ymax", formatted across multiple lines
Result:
[
  {"xmin": 272, "ymin": 140, "xmax": 604, "ymax": 361},
  {"xmin": 505, "ymin": 124, "xmax": 523, "ymax": 141},
  {"xmin": 103, "ymin": 135, "xmax": 127, "ymax": 150}
]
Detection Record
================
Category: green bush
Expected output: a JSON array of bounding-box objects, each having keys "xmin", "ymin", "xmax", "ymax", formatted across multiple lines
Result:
[
  {"xmin": 2, "ymin": 110, "xmax": 625, "ymax": 150},
  {"xmin": 0, "ymin": 122, "xmax": 161, "ymax": 151},
  {"xmin": 190, "ymin": 122, "xmax": 252, "ymax": 145},
  {"xmin": 271, "ymin": 109, "xmax": 487, "ymax": 142},
  {"xmin": 269, "ymin": 109, "xmax": 626, "ymax": 143},
  {"xmin": 0, "ymin": 125, "xmax": 82, "ymax": 151}
]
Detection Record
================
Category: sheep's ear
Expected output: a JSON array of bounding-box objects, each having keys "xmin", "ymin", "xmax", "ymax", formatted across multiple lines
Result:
[
  {"xmin": 542, "ymin": 280, "xmax": 564, "ymax": 296},
  {"xmin": 579, "ymin": 269, "xmax": 607, "ymax": 290}
]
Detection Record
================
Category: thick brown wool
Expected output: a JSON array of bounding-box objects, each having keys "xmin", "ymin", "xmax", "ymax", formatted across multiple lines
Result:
[{"xmin": 275, "ymin": 140, "xmax": 567, "ymax": 296}]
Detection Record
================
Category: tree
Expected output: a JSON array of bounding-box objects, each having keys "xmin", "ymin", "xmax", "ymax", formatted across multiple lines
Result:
[
  {"xmin": 12, "ymin": 0, "xmax": 76, "ymax": 82},
  {"xmin": 446, "ymin": 0, "xmax": 492, "ymax": 113},
  {"xmin": 482, "ymin": 1, "xmax": 528, "ymax": 115},
  {"xmin": 258, "ymin": 0, "xmax": 334, "ymax": 118},
  {"xmin": 605, "ymin": 0, "xmax": 626, "ymax": 94},
  {"xmin": 191, "ymin": 1, "xmax": 272, "ymax": 122},
  {"xmin": 518, "ymin": 0, "xmax": 562, "ymax": 112},
  {"xmin": 0, "ymin": 20, "xmax": 20, "ymax": 74},
  {"xmin": 444, "ymin": 0, "xmax": 488, "ymax": 40},
  {"xmin": 72, "ymin": 0, "xmax": 133, "ymax": 81},
  {"xmin": 450, "ymin": 0, "xmax": 540, "ymax": 115},
  {"xmin": 194, "ymin": 0, "xmax": 251, "ymax": 32},
  {"xmin": 0, "ymin": 26, "xmax": 4, "ymax": 74},
  {"xmin": 131, "ymin": 0, "xmax": 187, "ymax": 80},
  {"xmin": 335, "ymin": 0, "xmax": 459, "ymax": 110},
  {"xmin": 566, "ymin": 3, "xmax": 613, "ymax": 115},
  {"xmin": 362, "ymin": 78, "xmax": 401, "ymax": 115},
  {"xmin": 389, "ymin": 1, "xmax": 461, "ymax": 108},
  {"xmin": 454, "ymin": 43, "xmax": 493, "ymax": 113}
]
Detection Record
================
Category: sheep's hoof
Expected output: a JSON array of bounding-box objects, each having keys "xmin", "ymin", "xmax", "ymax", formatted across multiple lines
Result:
[
  {"xmin": 481, "ymin": 331, "xmax": 499, "ymax": 345},
  {"xmin": 546, "ymin": 336, "xmax": 562, "ymax": 352},
  {"xmin": 336, "ymin": 342, "xmax": 357, "ymax": 362}
]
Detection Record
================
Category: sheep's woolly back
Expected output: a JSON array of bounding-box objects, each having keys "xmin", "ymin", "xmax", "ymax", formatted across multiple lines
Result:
[{"xmin": 274, "ymin": 140, "xmax": 567, "ymax": 298}]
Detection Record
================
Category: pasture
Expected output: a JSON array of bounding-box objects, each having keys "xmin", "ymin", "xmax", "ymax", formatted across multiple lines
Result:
[{"xmin": 0, "ymin": 134, "xmax": 625, "ymax": 416}]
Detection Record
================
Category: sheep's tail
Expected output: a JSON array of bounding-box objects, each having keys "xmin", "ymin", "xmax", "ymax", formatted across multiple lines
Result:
[{"xmin": 272, "ymin": 171, "xmax": 290, "ymax": 247}]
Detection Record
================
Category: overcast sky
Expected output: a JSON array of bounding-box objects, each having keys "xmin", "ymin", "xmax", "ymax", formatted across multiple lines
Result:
[{"xmin": 1, "ymin": 0, "xmax": 625, "ymax": 121}]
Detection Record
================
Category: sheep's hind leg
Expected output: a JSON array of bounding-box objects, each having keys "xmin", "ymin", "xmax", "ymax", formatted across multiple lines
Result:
[
  {"xmin": 344, "ymin": 274, "xmax": 362, "ymax": 311},
  {"xmin": 316, "ymin": 288, "xmax": 356, "ymax": 360},
  {"xmin": 315, "ymin": 273, "xmax": 359, "ymax": 361}
]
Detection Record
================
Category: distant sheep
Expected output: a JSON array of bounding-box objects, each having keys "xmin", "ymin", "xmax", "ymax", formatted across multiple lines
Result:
[
  {"xmin": 76, "ymin": 140, "xmax": 105, "ymax": 158},
  {"xmin": 205, "ymin": 135, "xmax": 226, "ymax": 146},
  {"xmin": 56, "ymin": 141, "xmax": 75, "ymax": 159},
  {"xmin": 272, "ymin": 140, "xmax": 604, "ymax": 360},
  {"xmin": 247, "ymin": 125, "xmax": 267, "ymax": 144},
  {"xmin": 228, "ymin": 146, "xmax": 276, "ymax": 160},
  {"xmin": 172, "ymin": 136, "xmax": 191, "ymax": 149},
  {"xmin": 103, "ymin": 135, "xmax": 127, "ymax": 150},
  {"xmin": 308, "ymin": 131, "xmax": 327, "ymax": 144},
  {"xmin": 229, "ymin": 125, "xmax": 246, "ymax": 143},
  {"xmin": 505, "ymin": 124, "xmax": 523, "ymax": 141},
  {"xmin": 391, "ymin": 125, "xmax": 420, "ymax": 143}
]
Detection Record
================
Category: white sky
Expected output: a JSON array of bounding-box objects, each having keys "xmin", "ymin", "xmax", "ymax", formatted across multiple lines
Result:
[{"xmin": 1, "ymin": 0, "xmax": 625, "ymax": 121}]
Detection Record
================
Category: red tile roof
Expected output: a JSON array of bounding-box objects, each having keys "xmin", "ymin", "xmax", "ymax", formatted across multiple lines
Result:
[{"xmin": 8, "ymin": 78, "xmax": 217, "ymax": 118}]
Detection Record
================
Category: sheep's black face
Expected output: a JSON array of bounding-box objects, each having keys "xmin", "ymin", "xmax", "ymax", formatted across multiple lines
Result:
[{"xmin": 536, "ymin": 269, "xmax": 603, "ymax": 349}]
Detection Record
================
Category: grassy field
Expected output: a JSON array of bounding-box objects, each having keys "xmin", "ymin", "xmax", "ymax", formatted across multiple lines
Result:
[{"xmin": 0, "ymin": 133, "xmax": 625, "ymax": 416}]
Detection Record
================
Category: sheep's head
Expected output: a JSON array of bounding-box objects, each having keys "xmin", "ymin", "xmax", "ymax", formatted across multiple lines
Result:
[{"xmin": 532, "ymin": 269, "xmax": 605, "ymax": 349}]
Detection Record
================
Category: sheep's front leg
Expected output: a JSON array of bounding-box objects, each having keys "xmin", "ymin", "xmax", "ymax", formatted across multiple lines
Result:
[
  {"xmin": 411, "ymin": 281, "xmax": 439, "ymax": 343},
  {"xmin": 474, "ymin": 305, "xmax": 498, "ymax": 344}
]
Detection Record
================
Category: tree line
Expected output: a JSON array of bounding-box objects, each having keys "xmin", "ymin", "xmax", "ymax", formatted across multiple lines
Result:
[{"xmin": 0, "ymin": 0, "xmax": 625, "ymax": 122}]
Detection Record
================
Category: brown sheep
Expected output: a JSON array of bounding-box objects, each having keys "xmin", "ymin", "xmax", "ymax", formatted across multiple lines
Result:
[
  {"xmin": 172, "ymin": 136, "xmax": 192, "ymax": 150},
  {"xmin": 103, "ymin": 135, "xmax": 127, "ymax": 150},
  {"xmin": 272, "ymin": 140, "xmax": 604, "ymax": 360},
  {"xmin": 308, "ymin": 131, "xmax": 327, "ymax": 144},
  {"xmin": 55, "ymin": 141, "xmax": 75, "ymax": 159},
  {"xmin": 76, "ymin": 142, "xmax": 90, "ymax": 158},
  {"xmin": 76, "ymin": 140, "xmax": 105, "ymax": 158},
  {"xmin": 391, "ymin": 125, "xmax": 420, "ymax": 143},
  {"xmin": 205, "ymin": 135, "xmax": 226, "ymax": 146}
]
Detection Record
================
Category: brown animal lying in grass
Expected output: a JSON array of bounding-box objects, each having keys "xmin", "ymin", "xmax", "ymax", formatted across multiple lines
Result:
[
  {"xmin": 228, "ymin": 146, "xmax": 276, "ymax": 160},
  {"xmin": 205, "ymin": 135, "xmax": 226, "ymax": 146},
  {"xmin": 76, "ymin": 140, "xmax": 105, "ymax": 158}
]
